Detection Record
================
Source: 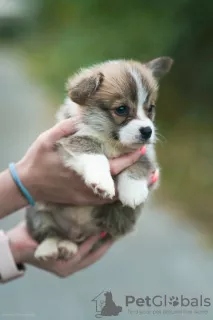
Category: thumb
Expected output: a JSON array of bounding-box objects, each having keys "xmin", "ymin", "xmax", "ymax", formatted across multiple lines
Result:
[
  {"xmin": 42, "ymin": 117, "xmax": 80, "ymax": 146},
  {"xmin": 109, "ymin": 146, "xmax": 146, "ymax": 176}
]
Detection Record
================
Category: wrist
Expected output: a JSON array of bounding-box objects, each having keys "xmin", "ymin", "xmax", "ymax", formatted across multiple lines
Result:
[
  {"xmin": 6, "ymin": 222, "xmax": 38, "ymax": 264},
  {"xmin": 0, "ymin": 230, "xmax": 26, "ymax": 283},
  {"xmin": 16, "ymin": 159, "xmax": 39, "ymax": 202},
  {"xmin": 0, "ymin": 169, "xmax": 28, "ymax": 219}
]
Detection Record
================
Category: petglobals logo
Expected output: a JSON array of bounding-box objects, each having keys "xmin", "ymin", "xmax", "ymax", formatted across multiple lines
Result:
[
  {"xmin": 92, "ymin": 290, "xmax": 122, "ymax": 318},
  {"xmin": 92, "ymin": 291, "xmax": 211, "ymax": 318},
  {"xmin": 125, "ymin": 295, "xmax": 211, "ymax": 308}
]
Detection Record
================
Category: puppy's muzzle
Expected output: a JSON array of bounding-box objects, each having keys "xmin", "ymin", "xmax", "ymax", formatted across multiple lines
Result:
[{"xmin": 139, "ymin": 126, "xmax": 152, "ymax": 141}]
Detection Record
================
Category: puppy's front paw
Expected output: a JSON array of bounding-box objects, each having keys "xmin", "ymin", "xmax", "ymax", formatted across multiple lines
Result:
[
  {"xmin": 69, "ymin": 154, "xmax": 115, "ymax": 199},
  {"xmin": 118, "ymin": 174, "xmax": 149, "ymax": 209},
  {"xmin": 85, "ymin": 171, "xmax": 115, "ymax": 199}
]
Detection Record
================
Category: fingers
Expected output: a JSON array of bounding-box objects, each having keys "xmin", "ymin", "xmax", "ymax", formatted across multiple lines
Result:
[
  {"xmin": 73, "ymin": 184, "xmax": 118, "ymax": 206},
  {"xmin": 41, "ymin": 117, "xmax": 80, "ymax": 147},
  {"xmin": 53, "ymin": 239, "xmax": 112, "ymax": 277},
  {"xmin": 83, "ymin": 193, "xmax": 117, "ymax": 205},
  {"xmin": 76, "ymin": 240, "xmax": 113, "ymax": 271},
  {"xmin": 69, "ymin": 235, "xmax": 100, "ymax": 264},
  {"xmin": 109, "ymin": 146, "xmax": 146, "ymax": 176},
  {"xmin": 148, "ymin": 168, "xmax": 160, "ymax": 187},
  {"xmin": 30, "ymin": 236, "xmax": 101, "ymax": 276}
]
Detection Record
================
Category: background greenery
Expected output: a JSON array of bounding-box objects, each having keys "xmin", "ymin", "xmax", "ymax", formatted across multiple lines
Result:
[{"xmin": 6, "ymin": 0, "xmax": 213, "ymax": 241}]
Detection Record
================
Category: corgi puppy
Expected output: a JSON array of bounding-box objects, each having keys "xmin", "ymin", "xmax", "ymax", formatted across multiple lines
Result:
[{"xmin": 26, "ymin": 57, "xmax": 173, "ymax": 260}]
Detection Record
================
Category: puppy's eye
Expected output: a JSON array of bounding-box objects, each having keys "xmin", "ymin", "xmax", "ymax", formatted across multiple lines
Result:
[
  {"xmin": 148, "ymin": 104, "xmax": 155, "ymax": 113},
  {"xmin": 114, "ymin": 106, "xmax": 129, "ymax": 116}
]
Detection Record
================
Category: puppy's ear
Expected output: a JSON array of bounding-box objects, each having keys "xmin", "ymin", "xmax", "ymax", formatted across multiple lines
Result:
[
  {"xmin": 145, "ymin": 57, "xmax": 173, "ymax": 79},
  {"xmin": 67, "ymin": 70, "xmax": 104, "ymax": 105}
]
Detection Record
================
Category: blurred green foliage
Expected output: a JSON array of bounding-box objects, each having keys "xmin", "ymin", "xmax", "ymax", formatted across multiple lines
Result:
[
  {"xmin": 26, "ymin": 0, "xmax": 188, "ymax": 97},
  {"xmin": 24, "ymin": 0, "xmax": 213, "ymax": 240}
]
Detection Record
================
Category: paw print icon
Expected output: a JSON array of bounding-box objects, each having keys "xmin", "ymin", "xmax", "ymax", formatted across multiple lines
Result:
[{"xmin": 169, "ymin": 296, "xmax": 179, "ymax": 307}]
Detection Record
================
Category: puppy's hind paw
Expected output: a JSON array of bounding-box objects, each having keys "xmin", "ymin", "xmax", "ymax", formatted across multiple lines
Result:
[
  {"xmin": 34, "ymin": 238, "xmax": 59, "ymax": 261},
  {"xmin": 34, "ymin": 238, "xmax": 78, "ymax": 261},
  {"xmin": 58, "ymin": 240, "xmax": 78, "ymax": 260}
]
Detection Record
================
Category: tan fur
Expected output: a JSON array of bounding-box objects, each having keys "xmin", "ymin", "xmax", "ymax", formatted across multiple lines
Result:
[{"xmin": 26, "ymin": 57, "xmax": 173, "ymax": 261}]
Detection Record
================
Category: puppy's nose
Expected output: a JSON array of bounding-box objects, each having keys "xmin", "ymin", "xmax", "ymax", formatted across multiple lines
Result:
[{"xmin": 139, "ymin": 126, "xmax": 152, "ymax": 140}]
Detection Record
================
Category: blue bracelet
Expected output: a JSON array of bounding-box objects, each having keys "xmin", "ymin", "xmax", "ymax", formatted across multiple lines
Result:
[{"xmin": 9, "ymin": 163, "xmax": 35, "ymax": 206}]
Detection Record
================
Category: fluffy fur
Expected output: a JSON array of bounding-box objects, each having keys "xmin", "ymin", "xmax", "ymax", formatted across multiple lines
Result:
[{"xmin": 26, "ymin": 57, "xmax": 173, "ymax": 261}]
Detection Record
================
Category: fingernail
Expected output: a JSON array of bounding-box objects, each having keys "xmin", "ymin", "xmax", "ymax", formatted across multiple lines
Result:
[
  {"xmin": 140, "ymin": 145, "xmax": 146, "ymax": 155},
  {"xmin": 151, "ymin": 170, "xmax": 159, "ymax": 184},
  {"xmin": 100, "ymin": 231, "xmax": 107, "ymax": 239}
]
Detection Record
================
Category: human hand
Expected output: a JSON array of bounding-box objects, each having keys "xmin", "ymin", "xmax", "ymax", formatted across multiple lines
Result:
[
  {"xmin": 6, "ymin": 169, "xmax": 158, "ymax": 277},
  {"xmin": 6, "ymin": 171, "xmax": 158, "ymax": 278},
  {"xmin": 16, "ymin": 117, "xmax": 146, "ymax": 206},
  {"xmin": 7, "ymin": 222, "xmax": 113, "ymax": 278}
]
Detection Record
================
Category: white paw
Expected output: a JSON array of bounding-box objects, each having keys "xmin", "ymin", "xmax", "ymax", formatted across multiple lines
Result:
[
  {"xmin": 85, "ymin": 170, "xmax": 115, "ymax": 199},
  {"xmin": 58, "ymin": 240, "xmax": 78, "ymax": 260},
  {"xmin": 34, "ymin": 238, "xmax": 78, "ymax": 261},
  {"xmin": 66, "ymin": 154, "xmax": 115, "ymax": 199},
  {"xmin": 83, "ymin": 156, "xmax": 115, "ymax": 199},
  {"xmin": 118, "ymin": 174, "xmax": 149, "ymax": 209},
  {"xmin": 35, "ymin": 238, "xmax": 59, "ymax": 261}
]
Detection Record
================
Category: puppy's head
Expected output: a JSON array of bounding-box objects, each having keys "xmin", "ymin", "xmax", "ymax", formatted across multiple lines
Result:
[{"xmin": 67, "ymin": 57, "xmax": 173, "ymax": 149}]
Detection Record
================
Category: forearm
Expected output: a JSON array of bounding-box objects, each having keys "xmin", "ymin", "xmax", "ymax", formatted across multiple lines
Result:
[
  {"xmin": 0, "ymin": 164, "xmax": 28, "ymax": 219},
  {"xmin": 6, "ymin": 222, "xmax": 37, "ymax": 265}
]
